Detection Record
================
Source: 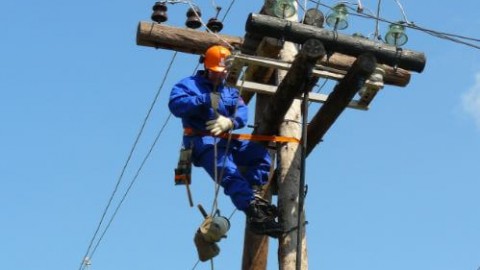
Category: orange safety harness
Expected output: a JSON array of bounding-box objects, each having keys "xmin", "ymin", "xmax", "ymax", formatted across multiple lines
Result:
[{"xmin": 183, "ymin": 127, "xmax": 301, "ymax": 144}]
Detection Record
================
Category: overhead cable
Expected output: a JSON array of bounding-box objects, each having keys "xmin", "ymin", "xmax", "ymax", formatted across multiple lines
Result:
[
  {"xmin": 308, "ymin": 0, "xmax": 480, "ymax": 50},
  {"xmin": 221, "ymin": 0, "xmax": 237, "ymax": 22},
  {"xmin": 374, "ymin": 0, "xmax": 382, "ymax": 40},
  {"xmin": 88, "ymin": 113, "xmax": 173, "ymax": 262},
  {"xmin": 78, "ymin": 52, "xmax": 178, "ymax": 270}
]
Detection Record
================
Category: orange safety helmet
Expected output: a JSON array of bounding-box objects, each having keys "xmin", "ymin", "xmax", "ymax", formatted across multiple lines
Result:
[{"xmin": 203, "ymin": 45, "xmax": 231, "ymax": 72}]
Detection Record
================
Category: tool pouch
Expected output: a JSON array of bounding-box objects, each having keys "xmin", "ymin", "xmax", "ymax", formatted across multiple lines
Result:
[
  {"xmin": 194, "ymin": 229, "xmax": 220, "ymax": 262},
  {"xmin": 174, "ymin": 146, "xmax": 192, "ymax": 185}
]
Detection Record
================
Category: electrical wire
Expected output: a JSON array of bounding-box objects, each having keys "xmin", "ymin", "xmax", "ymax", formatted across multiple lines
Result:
[
  {"xmin": 374, "ymin": 0, "xmax": 382, "ymax": 40},
  {"xmin": 77, "ymin": 52, "xmax": 178, "ymax": 270},
  {"xmin": 87, "ymin": 113, "xmax": 172, "ymax": 263},
  {"xmin": 315, "ymin": 78, "xmax": 329, "ymax": 94},
  {"xmin": 301, "ymin": 0, "xmax": 308, "ymax": 23},
  {"xmin": 295, "ymin": 76, "xmax": 311, "ymax": 270},
  {"xmin": 307, "ymin": 0, "xmax": 480, "ymax": 50},
  {"xmin": 220, "ymin": 0, "xmax": 237, "ymax": 22},
  {"xmin": 422, "ymin": 30, "xmax": 480, "ymax": 43},
  {"xmin": 357, "ymin": 11, "xmax": 480, "ymax": 50},
  {"xmin": 308, "ymin": 78, "xmax": 329, "ymax": 108},
  {"xmin": 191, "ymin": 259, "xmax": 200, "ymax": 270}
]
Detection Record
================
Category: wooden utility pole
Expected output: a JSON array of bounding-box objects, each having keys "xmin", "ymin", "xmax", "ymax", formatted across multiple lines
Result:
[
  {"xmin": 262, "ymin": 2, "xmax": 310, "ymax": 269},
  {"xmin": 136, "ymin": 2, "xmax": 426, "ymax": 269},
  {"xmin": 253, "ymin": 39, "xmax": 326, "ymax": 137},
  {"xmin": 275, "ymin": 41, "xmax": 309, "ymax": 269},
  {"xmin": 247, "ymin": 38, "xmax": 325, "ymax": 270},
  {"xmin": 241, "ymin": 38, "xmax": 283, "ymax": 270}
]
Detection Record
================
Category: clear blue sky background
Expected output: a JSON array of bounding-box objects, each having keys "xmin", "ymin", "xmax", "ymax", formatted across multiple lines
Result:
[{"xmin": 2, "ymin": 1, "xmax": 479, "ymax": 270}]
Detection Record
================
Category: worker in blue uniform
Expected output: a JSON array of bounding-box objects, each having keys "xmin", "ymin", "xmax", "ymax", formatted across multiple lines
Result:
[{"xmin": 169, "ymin": 45, "xmax": 283, "ymax": 238}]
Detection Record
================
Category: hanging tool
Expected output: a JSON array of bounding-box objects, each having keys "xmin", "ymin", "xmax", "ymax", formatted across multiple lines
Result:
[
  {"xmin": 174, "ymin": 143, "xmax": 194, "ymax": 207},
  {"xmin": 194, "ymin": 204, "xmax": 230, "ymax": 262}
]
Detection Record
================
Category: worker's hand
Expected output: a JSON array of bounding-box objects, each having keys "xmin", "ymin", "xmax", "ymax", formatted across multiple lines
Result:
[
  {"xmin": 210, "ymin": 92, "xmax": 221, "ymax": 110},
  {"xmin": 206, "ymin": 115, "xmax": 233, "ymax": 136}
]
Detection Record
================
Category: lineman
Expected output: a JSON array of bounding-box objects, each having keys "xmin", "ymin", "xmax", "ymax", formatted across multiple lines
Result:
[{"xmin": 169, "ymin": 45, "xmax": 283, "ymax": 238}]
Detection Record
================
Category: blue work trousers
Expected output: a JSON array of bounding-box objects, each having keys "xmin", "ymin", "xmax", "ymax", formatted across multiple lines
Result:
[{"xmin": 194, "ymin": 139, "xmax": 271, "ymax": 211}]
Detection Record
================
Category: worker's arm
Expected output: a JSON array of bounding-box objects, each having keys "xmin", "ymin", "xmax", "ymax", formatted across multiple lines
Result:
[
  {"xmin": 169, "ymin": 82, "xmax": 213, "ymax": 118},
  {"xmin": 230, "ymin": 96, "xmax": 247, "ymax": 130}
]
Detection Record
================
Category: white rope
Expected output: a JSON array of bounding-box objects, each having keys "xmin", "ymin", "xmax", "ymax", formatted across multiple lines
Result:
[
  {"xmin": 393, "ymin": 0, "xmax": 411, "ymax": 24},
  {"xmin": 209, "ymin": 67, "xmax": 247, "ymax": 216},
  {"xmin": 212, "ymin": 136, "xmax": 220, "ymax": 213}
]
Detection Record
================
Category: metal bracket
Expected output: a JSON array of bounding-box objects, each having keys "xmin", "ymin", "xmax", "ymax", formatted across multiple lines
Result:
[{"xmin": 226, "ymin": 53, "xmax": 385, "ymax": 110}]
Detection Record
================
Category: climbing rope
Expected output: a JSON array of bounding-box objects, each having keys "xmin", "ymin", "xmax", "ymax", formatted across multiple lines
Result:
[{"xmin": 209, "ymin": 69, "xmax": 247, "ymax": 216}]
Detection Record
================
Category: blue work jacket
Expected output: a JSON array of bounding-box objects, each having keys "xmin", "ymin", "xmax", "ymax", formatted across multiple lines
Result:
[{"xmin": 169, "ymin": 71, "xmax": 248, "ymax": 156}]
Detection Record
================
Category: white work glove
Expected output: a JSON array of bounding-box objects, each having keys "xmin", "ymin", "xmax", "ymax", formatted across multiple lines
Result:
[{"xmin": 206, "ymin": 115, "xmax": 233, "ymax": 136}]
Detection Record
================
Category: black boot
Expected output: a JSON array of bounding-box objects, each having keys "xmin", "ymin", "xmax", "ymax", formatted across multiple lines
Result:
[
  {"xmin": 251, "ymin": 185, "xmax": 278, "ymax": 218},
  {"xmin": 246, "ymin": 197, "xmax": 283, "ymax": 238}
]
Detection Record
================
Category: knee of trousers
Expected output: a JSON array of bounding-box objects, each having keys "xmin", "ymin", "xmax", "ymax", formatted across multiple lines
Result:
[{"xmin": 220, "ymin": 175, "xmax": 253, "ymax": 211}]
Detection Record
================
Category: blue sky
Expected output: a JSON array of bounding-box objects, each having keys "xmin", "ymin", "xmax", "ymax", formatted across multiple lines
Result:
[{"xmin": 1, "ymin": 1, "xmax": 479, "ymax": 270}]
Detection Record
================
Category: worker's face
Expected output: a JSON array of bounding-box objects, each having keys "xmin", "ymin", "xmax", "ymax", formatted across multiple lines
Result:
[{"xmin": 207, "ymin": 69, "xmax": 227, "ymax": 86}]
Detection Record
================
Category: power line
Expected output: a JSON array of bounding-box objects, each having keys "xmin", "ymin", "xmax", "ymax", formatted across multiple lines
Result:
[
  {"xmin": 354, "ymin": 11, "xmax": 480, "ymax": 50},
  {"xmin": 221, "ymin": 0, "xmax": 237, "ymax": 22},
  {"xmin": 87, "ymin": 113, "xmax": 173, "ymax": 264},
  {"xmin": 374, "ymin": 0, "xmax": 382, "ymax": 40},
  {"xmin": 78, "ymin": 52, "xmax": 178, "ymax": 270},
  {"xmin": 307, "ymin": 0, "xmax": 480, "ymax": 50}
]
